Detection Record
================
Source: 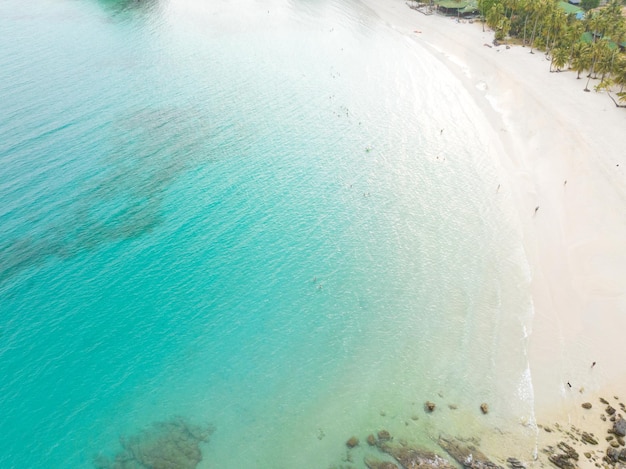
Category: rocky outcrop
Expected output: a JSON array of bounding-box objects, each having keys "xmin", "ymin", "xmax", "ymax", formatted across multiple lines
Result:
[
  {"xmin": 506, "ymin": 457, "xmax": 526, "ymax": 469},
  {"xmin": 438, "ymin": 436, "xmax": 503, "ymax": 469},
  {"xmin": 581, "ymin": 432, "xmax": 598, "ymax": 445},
  {"xmin": 614, "ymin": 419, "xmax": 626, "ymax": 437},
  {"xmin": 606, "ymin": 446, "xmax": 620, "ymax": 462},
  {"xmin": 605, "ymin": 446, "xmax": 626, "ymax": 463},
  {"xmin": 549, "ymin": 453, "xmax": 577, "ymax": 469},
  {"xmin": 378, "ymin": 440, "xmax": 456, "ymax": 469},
  {"xmin": 547, "ymin": 442, "xmax": 579, "ymax": 469}
]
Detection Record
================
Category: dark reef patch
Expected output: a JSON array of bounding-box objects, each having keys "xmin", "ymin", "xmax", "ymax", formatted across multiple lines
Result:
[
  {"xmin": 0, "ymin": 107, "xmax": 221, "ymax": 286},
  {"xmin": 93, "ymin": 417, "xmax": 214, "ymax": 469}
]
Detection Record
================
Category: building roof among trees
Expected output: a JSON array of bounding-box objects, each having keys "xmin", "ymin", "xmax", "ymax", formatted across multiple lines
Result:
[{"xmin": 435, "ymin": 0, "xmax": 478, "ymax": 13}]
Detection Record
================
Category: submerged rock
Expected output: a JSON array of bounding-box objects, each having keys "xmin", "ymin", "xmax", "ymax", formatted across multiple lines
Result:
[
  {"xmin": 378, "ymin": 430, "xmax": 392, "ymax": 442},
  {"xmin": 581, "ymin": 402, "xmax": 592, "ymax": 409},
  {"xmin": 367, "ymin": 434, "xmax": 377, "ymax": 446},
  {"xmin": 364, "ymin": 457, "xmax": 400, "ymax": 469},
  {"xmin": 346, "ymin": 436, "xmax": 359, "ymax": 448},
  {"xmin": 480, "ymin": 403, "xmax": 489, "ymax": 415},
  {"xmin": 424, "ymin": 401, "xmax": 436, "ymax": 412},
  {"xmin": 94, "ymin": 417, "xmax": 214, "ymax": 469},
  {"xmin": 615, "ymin": 418, "xmax": 626, "ymax": 437}
]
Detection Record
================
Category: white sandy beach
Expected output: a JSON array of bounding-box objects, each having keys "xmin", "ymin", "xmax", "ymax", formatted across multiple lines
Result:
[{"xmin": 360, "ymin": 0, "xmax": 626, "ymax": 461}]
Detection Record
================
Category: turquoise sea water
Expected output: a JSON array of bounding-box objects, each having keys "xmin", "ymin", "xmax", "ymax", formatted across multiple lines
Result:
[{"xmin": 1, "ymin": 0, "xmax": 536, "ymax": 467}]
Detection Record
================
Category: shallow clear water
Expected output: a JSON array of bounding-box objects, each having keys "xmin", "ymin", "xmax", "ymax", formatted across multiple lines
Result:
[{"xmin": 0, "ymin": 0, "xmax": 535, "ymax": 467}]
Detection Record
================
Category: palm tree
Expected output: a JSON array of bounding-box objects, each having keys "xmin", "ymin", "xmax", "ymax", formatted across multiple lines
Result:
[
  {"xmin": 585, "ymin": 39, "xmax": 610, "ymax": 90},
  {"xmin": 544, "ymin": 8, "xmax": 567, "ymax": 55},
  {"xmin": 550, "ymin": 47, "xmax": 570, "ymax": 72},
  {"xmin": 504, "ymin": 0, "xmax": 520, "ymax": 22},
  {"xmin": 597, "ymin": 0, "xmax": 625, "ymax": 41},
  {"xmin": 520, "ymin": 0, "xmax": 533, "ymax": 45},
  {"xmin": 612, "ymin": 56, "xmax": 626, "ymax": 93},
  {"xmin": 596, "ymin": 77, "xmax": 626, "ymax": 107},
  {"xmin": 596, "ymin": 46, "xmax": 619, "ymax": 83},
  {"xmin": 571, "ymin": 42, "xmax": 592, "ymax": 80},
  {"xmin": 497, "ymin": 16, "xmax": 512, "ymax": 40},
  {"xmin": 564, "ymin": 21, "xmax": 585, "ymax": 62},
  {"xmin": 598, "ymin": 56, "xmax": 626, "ymax": 106},
  {"xmin": 529, "ymin": 0, "xmax": 551, "ymax": 53},
  {"xmin": 486, "ymin": 2, "xmax": 505, "ymax": 31},
  {"xmin": 478, "ymin": 0, "xmax": 498, "ymax": 32}
]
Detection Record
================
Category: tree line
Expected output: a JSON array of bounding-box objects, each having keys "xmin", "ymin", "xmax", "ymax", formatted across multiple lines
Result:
[{"xmin": 477, "ymin": 0, "xmax": 626, "ymax": 105}]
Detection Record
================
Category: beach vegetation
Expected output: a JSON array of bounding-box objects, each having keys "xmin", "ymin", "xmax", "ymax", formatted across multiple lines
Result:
[
  {"xmin": 479, "ymin": 0, "xmax": 499, "ymax": 30},
  {"xmin": 613, "ymin": 55, "xmax": 626, "ymax": 92},
  {"xmin": 596, "ymin": 76, "xmax": 626, "ymax": 105},
  {"xmin": 571, "ymin": 42, "xmax": 594, "ymax": 77},
  {"xmin": 550, "ymin": 46, "xmax": 570, "ymax": 70},
  {"xmin": 597, "ymin": 55, "xmax": 626, "ymax": 104},
  {"xmin": 474, "ymin": 0, "xmax": 626, "ymax": 102},
  {"xmin": 581, "ymin": 0, "xmax": 599, "ymax": 11},
  {"xmin": 527, "ymin": 0, "xmax": 549, "ymax": 52}
]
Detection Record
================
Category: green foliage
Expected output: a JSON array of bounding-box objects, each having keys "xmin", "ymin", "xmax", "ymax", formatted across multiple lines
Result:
[
  {"xmin": 551, "ymin": 47, "xmax": 570, "ymax": 71},
  {"xmin": 475, "ymin": 0, "xmax": 626, "ymax": 105},
  {"xmin": 486, "ymin": 2, "xmax": 505, "ymax": 28},
  {"xmin": 613, "ymin": 55, "xmax": 626, "ymax": 89},
  {"xmin": 478, "ymin": 0, "xmax": 499, "ymax": 15},
  {"xmin": 571, "ymin": 42, "xmax": 593, "ymax": 77},
  {"xmin": 581, "ymin": 0, "xmax": 599, "ymax": 12},
  {"xmin": 533, "ymin": 36, "xmax": 547, "ymax": 50}
]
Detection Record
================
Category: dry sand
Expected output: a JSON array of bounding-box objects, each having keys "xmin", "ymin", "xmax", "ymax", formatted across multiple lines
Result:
[{"xmin": 359, "ymin": 0, "xmax": 626, "ymax": 464}]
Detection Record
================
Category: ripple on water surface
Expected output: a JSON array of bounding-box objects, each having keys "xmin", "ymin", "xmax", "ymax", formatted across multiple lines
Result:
[{"xmin": 0, "ymin": 0, "xmax": 535, "ymax": 467}]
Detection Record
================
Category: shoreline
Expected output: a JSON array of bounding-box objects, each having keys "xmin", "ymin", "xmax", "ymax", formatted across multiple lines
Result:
[{"xmin": 358, "ymin": 0, "xmax": 626, "ymax": 464}]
